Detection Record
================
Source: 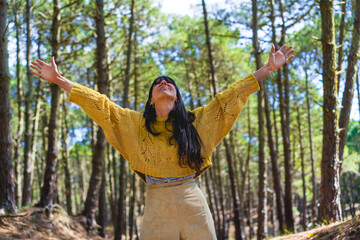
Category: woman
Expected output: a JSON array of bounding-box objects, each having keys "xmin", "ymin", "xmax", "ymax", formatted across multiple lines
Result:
[{"xmin": 30, "ymin": 44, "xmax": 294, "ymax": 240}]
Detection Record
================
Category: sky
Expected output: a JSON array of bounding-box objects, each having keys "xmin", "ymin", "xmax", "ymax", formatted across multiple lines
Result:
[{"xmin": 154, "ymin": 0, "xmax": 227, "ymax": 17}]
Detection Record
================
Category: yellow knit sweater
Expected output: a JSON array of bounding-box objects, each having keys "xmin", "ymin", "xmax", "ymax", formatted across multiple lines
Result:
[{"xmin": 69, "ymin": 73, "xmax": 259, "ymax": 182}]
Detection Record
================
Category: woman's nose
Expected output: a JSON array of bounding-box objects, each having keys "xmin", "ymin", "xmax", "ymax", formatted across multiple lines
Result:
[{"xmin": 159, "ymin": 80, "xmax": 167, "ymax": 85}]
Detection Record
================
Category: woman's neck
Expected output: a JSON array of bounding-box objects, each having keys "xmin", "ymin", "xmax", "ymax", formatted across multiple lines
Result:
[{"xmin": 154, "ymin": 101, "xmax": 175, "ymax": 117}]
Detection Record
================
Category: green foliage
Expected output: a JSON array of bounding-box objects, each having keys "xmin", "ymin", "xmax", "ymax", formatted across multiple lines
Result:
[{"xmin": 345, "ymin": 121, "xmax": 360, "ymax": 153}]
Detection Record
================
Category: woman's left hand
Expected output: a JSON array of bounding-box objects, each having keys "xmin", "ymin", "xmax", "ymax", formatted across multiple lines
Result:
[{"xmin": 268, "ymin": 44, "xmax": 294, "ymax": 71}]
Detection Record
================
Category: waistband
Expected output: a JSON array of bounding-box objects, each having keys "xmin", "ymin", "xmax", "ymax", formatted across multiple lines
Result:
[{"xmin": 147, "ymin": 178, "xmax": 195, "ymax": 189}]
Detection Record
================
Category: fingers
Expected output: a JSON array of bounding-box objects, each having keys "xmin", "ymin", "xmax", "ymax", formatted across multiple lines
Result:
[
  {"xmin": 30, "ymin": 64, "xmax": 41, "ymax": 72},
  {"xmin": 51, "ymin": 56, "xmax": 56, "ymax": 66},
  {"xmin": 30, "ymin": 71, "xmax": 41, "ymax": 77},
  {"xmin": 287, "ymin": 49, "xmax": 295, "ymax": 55},
  {"xmin": 278, "ymin": 44, "xmax": 294, "ymax": 61},
  {"xmin": 35, "ymin": 59, "xmax": 50, "ymax": 66},
  {"xmin": 279, "ymin": 44, "xmax": 287, "ymax": 52},
  {"xmin": 31, "ymin": 61, "xmax": 42, "ymax": 69},
  {"xmin": 284, "ymin": 46, "xmax": 293, "ymax": 54},
  {"xmin": 271, "ymin": 44, "xmax": 275, "ymax": 54}
]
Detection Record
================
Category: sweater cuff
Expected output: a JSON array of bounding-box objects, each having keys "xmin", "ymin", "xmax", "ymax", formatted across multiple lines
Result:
[
  {"xmin": 250, "ymin": 73, "xmax": 260, "ymax": 92},
  {"xmin": 241, "ymin": 73, "xmax": 260, "ymax": 95},
  {"xmin": 68, "ymin": 83, "xmax": 86, "ymax": 104}
]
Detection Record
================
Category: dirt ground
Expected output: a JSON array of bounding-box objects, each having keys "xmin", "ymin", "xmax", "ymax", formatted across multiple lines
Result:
[
  {"xmin": 270, "ymin": 216, "xmax": 360, "ymax": 240},
  {"xmin": 0, "ymin": 207, "xmax": 113, "ymax": 240},
  {"xmin": 1, "ymin": 207, "xmax": 360, "ymax": 240}
]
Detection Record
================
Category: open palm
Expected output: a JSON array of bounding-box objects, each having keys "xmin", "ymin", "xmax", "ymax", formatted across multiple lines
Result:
[
  {"xmin": 30, "ymin": 57, "xmax": 60, "ymax": 84},
  {"xmin": 269, "ymin": 44, "xmax": 294, "ymax": 71}
]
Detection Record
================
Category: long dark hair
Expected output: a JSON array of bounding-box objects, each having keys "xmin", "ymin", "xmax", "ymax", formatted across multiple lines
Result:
[{"xmin": 143, "ymin": 76, "xmax": 204, "ymax": 171}]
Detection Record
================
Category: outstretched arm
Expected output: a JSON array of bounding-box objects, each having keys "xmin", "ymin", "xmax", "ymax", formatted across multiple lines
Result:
[
  {"xmin": 30, "ymin": 57, "xmax": 73, "ymax": 93},
  {"xmin": 253, "ymin": 44, "xmax": 294, "ymax": 82}
]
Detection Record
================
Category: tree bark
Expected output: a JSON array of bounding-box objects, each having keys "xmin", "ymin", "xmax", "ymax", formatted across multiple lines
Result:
[
  {"xmin": 319, "ymin": 0, "xmax": 342, "ymax": 223},
  {"xmin": 209, "ymin": 154, "xmax": 223, "ymax": 239},
  {"xmin": 13, "ymin": 1, "xmax": 23, "ymax": 208},
  {"xmin": 128, "ymin": 172, "xmax": 136, "ymax": 240},
  {"xmin": 357, "ymin": 73, "xmax": 360, "ymax": 121},
  {"xmin": 38, "ymin": 0, "xmax": 61, "ymax": 208},
  {"xmin": 247, "ymin": 171, "xmax": 254, "ymax": 239},
  {"xmin": 336, "ymin": 0, "xmax": 347, "ymax": 93},
  {"xmin": 278, "ymin": 0, "xmax": 295, "ymax": 231},
  {"xmin": 264, "ymin": 84, "xmax": 284, "ymax": 234},
  {"xmin": 202, "ymin": 0, "xmax": 217, "ymax": 95},
  {"xmin": 339, "ymin": 0, "xmax": 360, "ymax": 161},
  {"xmin": 204, "ymin": 170, "xmax": 217, "ymax": 232},
  {"xmin": 84, "ymin": 0, "xmax": 108, "ymax": 230},
  {"xmin": 115, "ymin": 1, "xmax": 135, "ymax": 239},
  {"xmin": 224, "ymin": 140, "xmax": 246, "ymax": 240},
  {"xmin": 98, "ymin": 166, "xmax": 107, "ymax": 237},
  {"xmin": 304, "ymin": 68, "xmax": 318, "ymax": 225},
  {"xmin": 0, "ymin": 0, "xmax": 17, "ymax": 214},
  {"xmin": 269, "ymin": 0, "xmax": 294, "ymax": 232},
  {"xmin": 22, "ymin": 0, "xmax": 34, "ymax": 207},
  {"xmin": 252, "ymin": 0, "xmax": 267, "ymax": 239},
  {"xmin": 61, "ymin": 98, "xmax": 72, "ymax": 215},
  {"xmin": 296, "ymin": 104, "xmax": 307, "ymax": 231}
]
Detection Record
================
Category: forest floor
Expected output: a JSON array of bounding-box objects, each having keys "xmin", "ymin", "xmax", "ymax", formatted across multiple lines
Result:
[
  {"xmin": 0, "ymin": 206, "xmax": 113, "ymax": 240},
  {"xmin": 1, "ymin": 207, "xmax": 360, "ymax": 240},
  {"xmin": 269, "ymin": 216, "xmax": 360, "ymax": 240}
]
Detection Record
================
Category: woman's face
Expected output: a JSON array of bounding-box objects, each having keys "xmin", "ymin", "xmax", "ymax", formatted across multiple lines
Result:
[{"xmin": 150, "ymin": 78, "xmax": 177, "ymax": 105}]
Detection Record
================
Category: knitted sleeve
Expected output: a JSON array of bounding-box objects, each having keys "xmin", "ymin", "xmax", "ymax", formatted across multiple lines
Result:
[
  {"xmin": 68, "ymin": 83, "xmax": 142, "ymax": 160},
  {"xmin": 191, "ymin": 73, "xmax": 259, "ymax": 158}
]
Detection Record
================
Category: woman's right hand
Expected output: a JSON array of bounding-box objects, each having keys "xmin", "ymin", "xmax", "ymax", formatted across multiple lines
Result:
[
  {"xmin": 30, "ymin": 57, "xmax": 60, "ymax": 84},
  {"xmin": 30, "ymin": 57, "xmax": 73, "ymax": 93}
]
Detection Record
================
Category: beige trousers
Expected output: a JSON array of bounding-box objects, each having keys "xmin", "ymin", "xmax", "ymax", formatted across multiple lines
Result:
[{"xmin": 140, "ymin": 179, "xmax": 217, "ymax": 240}]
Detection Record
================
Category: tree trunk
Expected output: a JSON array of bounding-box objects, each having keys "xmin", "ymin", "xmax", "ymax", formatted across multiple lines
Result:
[
  {"xmin": 252, "ymin": 0, "xmax": 267, "ymax": 239},
  {"xmin": 339, "ymin": 0, "xmax": 360, "ymax": 161},
  {"xmin": 130, "ymin": 32, "xmax": 139, "ymax": 240},
  {"xmin": 218, "ymin": 166, "xmax": 227, "ymax": 239},
  {"xmin": 111, "ymin": 146, "xmax": 117, "ymax": 226},
  {"xmin": 98, "ymin": 166, "xmax": 107, "ymax": 237},
  {"xmin": 296, "ymin": 104, "xmax": 307, "ymax": 231},
  {"xmin": 202, "ymin": 0, "xmax": 217, "ymax": 94},
  {"xmin": 216, "ymin": 148, "xmax": 228, "ymax": 240},
  {"xmin": 106, "ymin": 143, "xmax": 116, "ymax": 226},
  {"xmin": 224, "ymin": 140, "xmax": 246, "ymax": 240},
  {"xmin": 61, "ymin": 99, "xmax": 72, "ymax": 215},
  {"xmin": 75, "ymin": 141, "xmax": 85, "ymax": 212},
  {"xmin": 277, "ymin": 0, "xmax": 295, "ymax": 231},
  {"xmin": 22, "ymin": 0, "xmax": 34, "ymax": 207},
  {"xmin": 204, "ymin": 170, "xmax": 217, "ymax": 231},
  {"xmin": 357, "ymin": 73, "xmax": 360, "ymax": 121},
  {"xmin": 305, "ymin": 68, "xmax": 317, "ymax": 225},
  {"xmin": 264, "ymin": 84, "xmax": 284, "ymax": 234},
  {"xmin": 319, "ymin": 0, "xmax": 342, "ymax": 223},
  {"xmin": 38, "ymin": 0, "xmax": 61, "ymax": 208},
  {"xmin": 84, "ymin": 0, "xmax": 108, "ymax": 230},
  {"xmin": 13, "ymin": 1, "xmax": 23, "ymax": 208},
  {"xmin": 128, "ymin": 172, "xmax": 136, "ymax": 240},
  {"xmin": 115, "ymin": 1, "xmax": 135, "ymax": 239},
  {"xmin": 247, "ymin": 171, "xmax": 254, "ymax": 238},
  {"xmin": 336, "ymin": 0, "xmax": 347, "ymax": 93},
  {"xmin": 0, "ymin": 0, "xmax": 17, "ymax": 214},
  {"xmin": 208, "ymin": 156, "xmax": 220, "ymax": 237}
]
